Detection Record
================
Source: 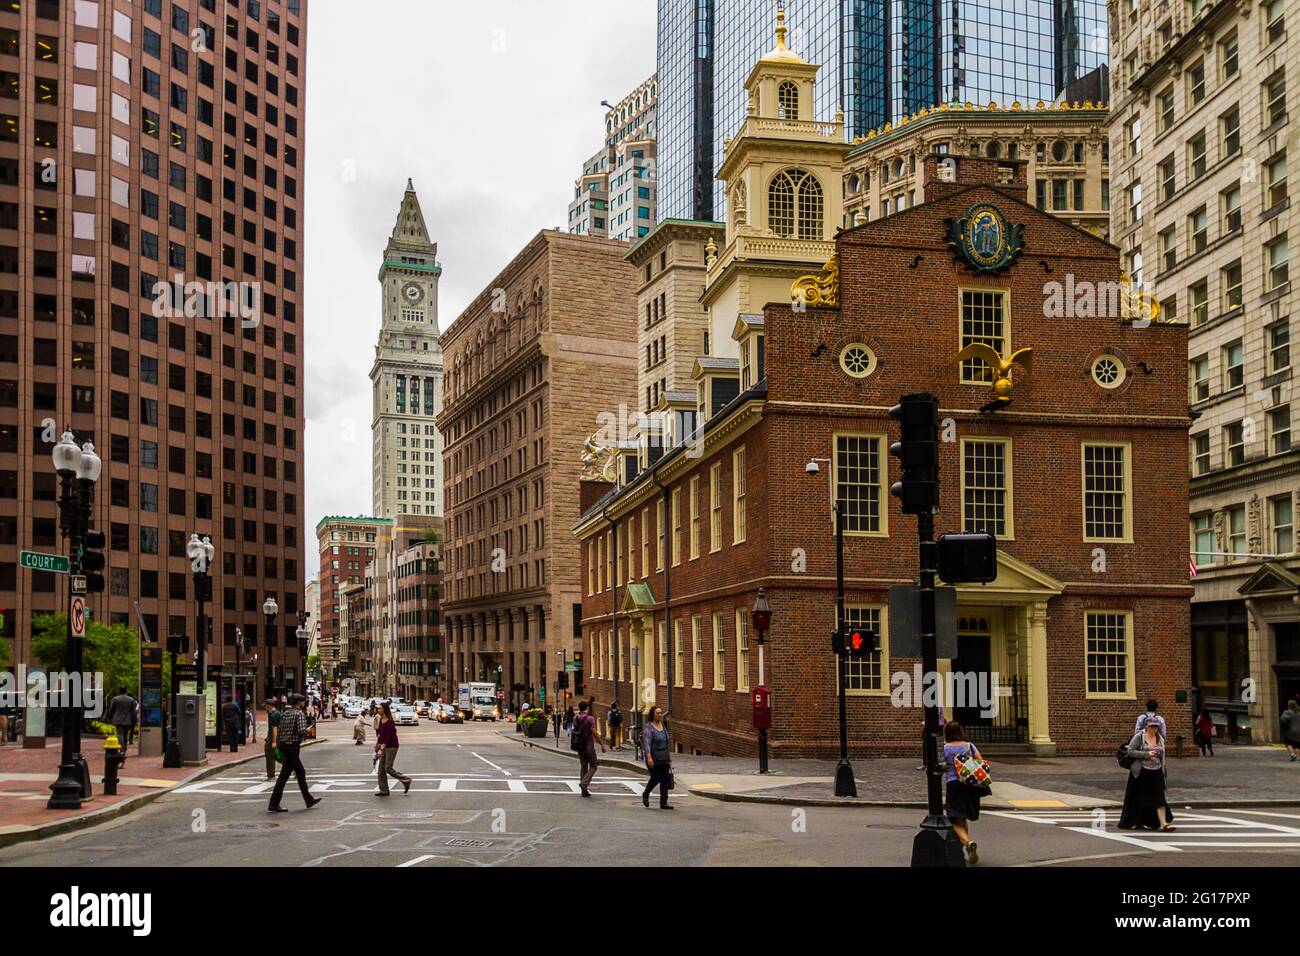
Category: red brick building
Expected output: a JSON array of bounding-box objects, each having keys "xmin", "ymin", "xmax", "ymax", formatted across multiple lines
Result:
[{"xmin": 576, "ymin": 155, "xmax": 1192, "ymax": 757}]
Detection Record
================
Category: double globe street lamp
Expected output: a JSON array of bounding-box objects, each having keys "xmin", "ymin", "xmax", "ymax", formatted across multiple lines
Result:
[{"xmin": 47, "ymin": 432, "xmax": 101, "ymax": 810}]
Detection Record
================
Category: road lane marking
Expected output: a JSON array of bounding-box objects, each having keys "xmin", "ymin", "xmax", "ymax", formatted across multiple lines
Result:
[
  {"xmin": 469, "ymin": 751, "xmax": 512, "ymax": 776},
  {"xmin": 991, "ymin": 808, "xmax": 1300, "ymax": 852},
  {"xmin": 398, "ymin": 854, "xmax": 435, "ymax": 868}
]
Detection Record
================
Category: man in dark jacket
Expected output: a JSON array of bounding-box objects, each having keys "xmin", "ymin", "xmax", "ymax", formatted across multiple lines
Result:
[
  {"xmin": 220, "ymin": 697, "xmax": 242, "ymax": 753},
  {"xmin": 104, "ymin": 687, "xmax": 136, "ymax": 766}
]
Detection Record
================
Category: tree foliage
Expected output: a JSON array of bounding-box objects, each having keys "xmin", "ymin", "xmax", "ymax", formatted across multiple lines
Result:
[{"xmin": 30, "ymin": 614, "xmax": 146, "ymax": 699}]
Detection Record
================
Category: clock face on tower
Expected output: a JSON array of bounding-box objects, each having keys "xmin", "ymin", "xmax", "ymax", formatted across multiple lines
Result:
[{"xmin": 401, "ymin": 282, "xmax": 424, "ymax": 305}]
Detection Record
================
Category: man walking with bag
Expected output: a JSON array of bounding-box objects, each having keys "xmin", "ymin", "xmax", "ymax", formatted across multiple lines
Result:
[
  {"xmin": 268, "ymin": 694, "xmax": 320, "ymax": 813},
  {"xmin": 570, "ymin": 700, "xmax": 606, "ymax": 797}
]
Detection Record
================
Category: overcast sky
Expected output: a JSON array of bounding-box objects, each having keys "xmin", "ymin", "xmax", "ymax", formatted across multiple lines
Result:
[{"xmin": 303, "ymin": 0, "xmax": 657, "ymax": 577}]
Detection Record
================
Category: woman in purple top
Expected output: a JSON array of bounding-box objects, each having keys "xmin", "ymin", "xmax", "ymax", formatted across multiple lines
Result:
[
  {"xmin": 374, "ymin": 702, "xmax": 412, "ymax": 797},
  {"xmin": 942, "ymin": 721, "xmax": 984, "ymax": 865}
]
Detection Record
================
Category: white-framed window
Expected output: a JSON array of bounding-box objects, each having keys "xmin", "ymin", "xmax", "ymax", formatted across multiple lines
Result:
[
  {"xmin": 641, "ymin": 506, "xmax": 650, "ymax": 578},
  {"xmin": 627, "ymin": 515, "xmax": 636, "ymax": 584},
  {"xmin": 735, "ymin": 610, "xmax": 751, "ymax": 692},
  {"xmin": 671, "ymin": 487, "xmax": 682, "ymax": 566},
  {"xmin": 709, "ymin": 463, "xmax": 722, "ymax": 552},
  {"xmin": 1192, "ymin": 432, "xmax": 1211, "ymax": 476},
  {"xmin": 1228, "ymin": 504, "xmax": 1247, "ymax": 557},
  {"xmin": 1223, "ymin": 339, "xmax": 1244, "ymax": 389},
  {"xmin": 1266, "ymin": 235, "xmax": 1289, "ymax": 292},
  {"xmin": 712, "ymin": 612, "xmax": 726, "ymax": 691},
  {"xmin": 656, "ymin": 499, "xmax": 665, "ymax": 571},
  {"xmin": 1273, "ymin": 495, "xmax": 1295, "ymax": 555},
  {"xmin": 673, "ymin": 618, "xmax": 684, "ymax": 687},
  {"xmin": 689, "ymin": 476, "xmax": 700, "ymax": 560},
  {"xmin": 834, "ymin": 433, "xmax": 886, "ymax": 535},
  {"xmin": 1270, "ymin": 405, "xmax": 1291, "ymax": 455},
  {"xmin": 733, "ymin": 447, "xmax": 747, "ymax": 543},
  {"xmin": 1269, "ymin": 322, "xmax": 1291, "ymax": 373},
  {"xmin": 1192, "ymin": 512, "xmax": 1215, "ymax": 567},
  {"xmin": 1265, "ymin": 152, "xmax": 1288, "ymax": 209},
  {"xmin": 843, "ymin": 605, "xmax": 886, "ymax": 694},
  {"xmin": 959, "ymin": 288, "xmax": 1008, "ymax": 384},
  {"xmin": 1082, "ymin": 442, "xmax": 1132, "ymax": 542},
  {"xmin": 691, "ymin": 615, "xmax": 703, "ymax": 689},
  {"xmin": 1191, "ymin": 354, "xmax": 1210, "ymax": 402},
  {"xmin": 1084, "ymin": 610, "xmax": 1134, "ymax": 698},
  {"xmin": 961, "ymin": 438, "xmax": 1013, "ymax": 538},
  {"xmin": 658, "ymin": 619, "xmax": 667, "ymax": 686}
]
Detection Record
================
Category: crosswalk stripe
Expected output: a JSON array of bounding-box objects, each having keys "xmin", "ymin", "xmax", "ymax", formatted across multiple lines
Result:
[{"xmin": 994, "ymin": 808, "xmax": 1300, "ymax": 852}]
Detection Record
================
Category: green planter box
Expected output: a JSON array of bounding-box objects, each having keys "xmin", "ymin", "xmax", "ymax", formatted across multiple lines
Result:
[{"xmin": 524, "ymin": 720, "xmax": 549, "ymax": 739}]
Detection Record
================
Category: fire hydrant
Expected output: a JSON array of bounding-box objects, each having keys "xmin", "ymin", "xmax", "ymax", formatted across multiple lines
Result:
[{"xmin": 103, "ymin": 733, "xmax": 125, "ymax": 795}]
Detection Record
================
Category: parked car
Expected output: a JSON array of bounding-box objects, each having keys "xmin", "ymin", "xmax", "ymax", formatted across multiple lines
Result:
[
  {"xmin": 343, "ymin": 701, "xmax": 364, "ymax": 719},
  {"xmin": 435, "ymin": 703, "xmax": 463, "ymax": 724},
  {"xmin": 394, "ymin": 705, "xmax": 419, "ymax": 726}
]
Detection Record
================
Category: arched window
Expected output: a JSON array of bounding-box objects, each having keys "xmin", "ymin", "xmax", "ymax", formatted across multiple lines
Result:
[
  {"xmin": 778, "ymin": 81, "xmax": 799, "ymax": 120},
  {"xmin": 768, "ymin": 168, "xmax": 824, "ymax": 240}
]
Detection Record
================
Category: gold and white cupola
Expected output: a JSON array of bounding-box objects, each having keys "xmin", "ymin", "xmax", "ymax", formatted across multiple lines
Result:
[
  {"xmin": 712, "ymin": 5, "xmax": 847, "ymax": 260},
  {"xmin": 694, "ymin": 4, "xmax": 849, "ymax": 403}
]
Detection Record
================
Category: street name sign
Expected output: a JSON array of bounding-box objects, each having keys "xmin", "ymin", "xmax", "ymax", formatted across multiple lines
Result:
[{"xmin": 20, "ymin": 550, "xmax": 69, "ymax": 574}]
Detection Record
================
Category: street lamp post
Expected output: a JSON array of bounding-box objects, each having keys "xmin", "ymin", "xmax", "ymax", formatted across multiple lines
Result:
[
  {"xmin": 187, "ymin": 533, "xmax": 215, "ymax": 754},
  {"xmin": 47, "ymin": 432, "xmax": 100, "ymax": 809},
  {"xmin": 750, "ymin": 589, "xmax": 772, "ymax": 774},
  {"xmin": 263, "ymin": 596, "xmax": 279, "ymax": 696},
  {"xmin": 295, "ymin": 625, "xmax": 308, "ymax": 696},
  {"xmin": 807, "ymin": 457, "xmax": 857, "ymax": 798}
]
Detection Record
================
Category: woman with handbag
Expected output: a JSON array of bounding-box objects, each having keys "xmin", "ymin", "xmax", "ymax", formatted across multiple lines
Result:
[
  {"xmin": 942, "ymin": 721, "xmax": 987, "ymax": 865},
  {"xmin": 641, "ymin": 706, "xmax": 674, "ymax": 810},
  {"xmin": 1119, "ymin": 717, "xmax": 1175, "ymax": 831}
]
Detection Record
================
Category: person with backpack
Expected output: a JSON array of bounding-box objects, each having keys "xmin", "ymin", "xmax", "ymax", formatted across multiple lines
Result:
[
  {"xmin": 942, "ymin": 721, "xmax": 986, "ymax": 865},
  {"xmin": 1193, "ymin": 710, "xmax": 1215, "ymax": 757},
  {"xmin": 1119, "ymin": 716, "xmax": 1175, "ymax": 832},
  {"xmin": 570, "ymin": 700, "xmax": 607, "ymax": 797},
  {"xmin": 1282, "ymin": 700, "xmax": 1300, "ymax": 761},
  {"xmin": 607, "ymin": 701, "xmax": 623, "ymax": 750},
  {"xmin": 641, "ymin": 706, "xmax": 674, "ymax": 810},
  {"xmin": 1133, "ymin": 699, "xmax": 1166, "ymax": 738}
]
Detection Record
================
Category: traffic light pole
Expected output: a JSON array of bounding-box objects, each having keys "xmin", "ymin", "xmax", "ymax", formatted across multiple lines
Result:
[{"xmin": 833, "ymin": 503, "xmax": 856, "ymax": 798}]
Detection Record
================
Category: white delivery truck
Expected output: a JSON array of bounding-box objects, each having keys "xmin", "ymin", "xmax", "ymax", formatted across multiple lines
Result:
[{"xmin": 457, "ymin": 682, "xmax": 499, "ymax": 721}]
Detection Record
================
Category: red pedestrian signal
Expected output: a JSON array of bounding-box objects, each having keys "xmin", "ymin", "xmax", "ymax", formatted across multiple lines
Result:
[{"xmin": 833, "ymin": 627, "xmax": 879, "ymax": 656}]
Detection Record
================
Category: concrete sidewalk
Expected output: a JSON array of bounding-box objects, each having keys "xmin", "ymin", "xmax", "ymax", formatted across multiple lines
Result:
[
  {"xmin": 0, "ymin": 716, "xmax": 323, "ymax": 848},
  {"xmin": 497, "ymin": 726, "xmax": 1300, "ymax": 809}
]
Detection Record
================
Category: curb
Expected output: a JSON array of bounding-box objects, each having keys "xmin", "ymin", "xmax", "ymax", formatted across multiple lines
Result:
[
  {"xmin": 501, "ymin": 730, "xmax": 650, "ymax": 776},
  {"xmin": 688, "ymin": 788, "xmax": 1300, "ymax": 811},
  {"xmin": 0, "ymin": 738, "xmax": 321, "ymax": 850}
]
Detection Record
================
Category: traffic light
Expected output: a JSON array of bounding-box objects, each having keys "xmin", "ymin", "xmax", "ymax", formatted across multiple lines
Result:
[
  {"xmin": 81, "ymin": 529, "xmax": 106, "ymax": 594},
  {"xmin": 832, "ymin": 627, "xmax": 879, "ymax": 656},
  {"xmin": 556, "ymin": 671, "xmax": 569, "ymax": 690},
  {"xmin": 888, "ymin": 393, "xmax": 940, "ymax": 515}
]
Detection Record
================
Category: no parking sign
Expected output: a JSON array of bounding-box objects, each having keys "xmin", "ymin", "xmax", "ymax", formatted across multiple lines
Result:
[{"xmin": 70, "ymin": 596, "xmax": 85, "ymax": 639}]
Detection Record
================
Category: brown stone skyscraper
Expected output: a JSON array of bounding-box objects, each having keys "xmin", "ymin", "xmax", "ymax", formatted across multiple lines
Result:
[{"xmin": 0, "ymin": 0, "xmax": 308, "ymax": 701}]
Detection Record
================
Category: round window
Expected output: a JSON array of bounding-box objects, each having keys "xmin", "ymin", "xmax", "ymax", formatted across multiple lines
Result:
[
  {"xmin": 1052, "ymin": 139, "xmax": 1069, "ymax": 162},
  {"xmin": 1092, "ymin": 354, "xmax": 1126, "ymax": 389},
  {"xmin": 839, "ymin": 344, "xmax": 877, "ymax": 379}
]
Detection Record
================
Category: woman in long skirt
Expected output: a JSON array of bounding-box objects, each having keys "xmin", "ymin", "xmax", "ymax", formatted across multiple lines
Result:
[{"xmin": 1119, "ymin": 718, "xmax": 1175, "ymax": 831}]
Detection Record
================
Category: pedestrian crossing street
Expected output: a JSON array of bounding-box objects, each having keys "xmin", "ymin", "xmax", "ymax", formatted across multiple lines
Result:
[
  {"xmin": 174, "ymin": 772, "xmax": 646, "ymax": 798},
  {"xmin": 988, "ymin": 807, "xmax": 1300, "ymax": 851}
]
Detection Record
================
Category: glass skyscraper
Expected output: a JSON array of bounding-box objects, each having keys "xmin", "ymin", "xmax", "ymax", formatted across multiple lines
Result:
[{"xmin": 657, "ymin": 0, "xmax": 1108, "ymax": 222}]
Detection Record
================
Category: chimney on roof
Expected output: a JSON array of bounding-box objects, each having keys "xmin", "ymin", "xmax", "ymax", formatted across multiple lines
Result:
[{"xmin": 923, "ymin": 154, "xmax": 1028, "ymax": 204}]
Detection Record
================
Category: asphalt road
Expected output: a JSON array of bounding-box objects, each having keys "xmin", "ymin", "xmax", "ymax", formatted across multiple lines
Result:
[{"xmin": 5, "ymin": 719, "xmax": 1300, "ymax": 868}]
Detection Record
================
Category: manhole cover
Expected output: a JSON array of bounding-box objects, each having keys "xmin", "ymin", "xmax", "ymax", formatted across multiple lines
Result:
[
  {"xmin": 219, "ymin": 823, "xmax": 280, "ymax": 831},
  {"xmin": 445, "ymin": 838, "xmax": 494, "ymax": 849}
]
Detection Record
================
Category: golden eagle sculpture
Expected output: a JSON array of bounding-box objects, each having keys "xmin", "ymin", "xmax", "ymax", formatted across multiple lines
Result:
[{"xmin": 954, "ymin": 344, "xmax": 1034, "ymax": 404}]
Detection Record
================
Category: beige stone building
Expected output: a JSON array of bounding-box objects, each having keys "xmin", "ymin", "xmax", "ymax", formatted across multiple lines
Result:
[
  {"xmin": 437, "ymin": 231, "xmax": 639, "ymax": 708},
  {"xmin": 842, "ymin": 101, "xmax": 1112, "ymax": 240},
  {"xmin": 1109, "ymin": 0, "xmax": 1295, "ymax": 741}
]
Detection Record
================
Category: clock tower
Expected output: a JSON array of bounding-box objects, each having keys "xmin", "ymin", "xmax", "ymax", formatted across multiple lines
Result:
[{"xmin": 371, "ymin": 180, "xmax": 445, "ymax": 519}]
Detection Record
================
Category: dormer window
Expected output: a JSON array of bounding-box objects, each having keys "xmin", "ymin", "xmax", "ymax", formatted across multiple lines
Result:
[
  {"xmin": 778, "ymin": 81, "xmax": 799, "ymax": 119},
  {"xmin": 769, "ymin": 168, "xmax": 823, "ymax": 239}
]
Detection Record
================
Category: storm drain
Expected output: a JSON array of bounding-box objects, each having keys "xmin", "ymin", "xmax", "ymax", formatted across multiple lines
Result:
[{"xmin": 444, "ymin": 838, "xmax": 494, "ymax": 849}]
